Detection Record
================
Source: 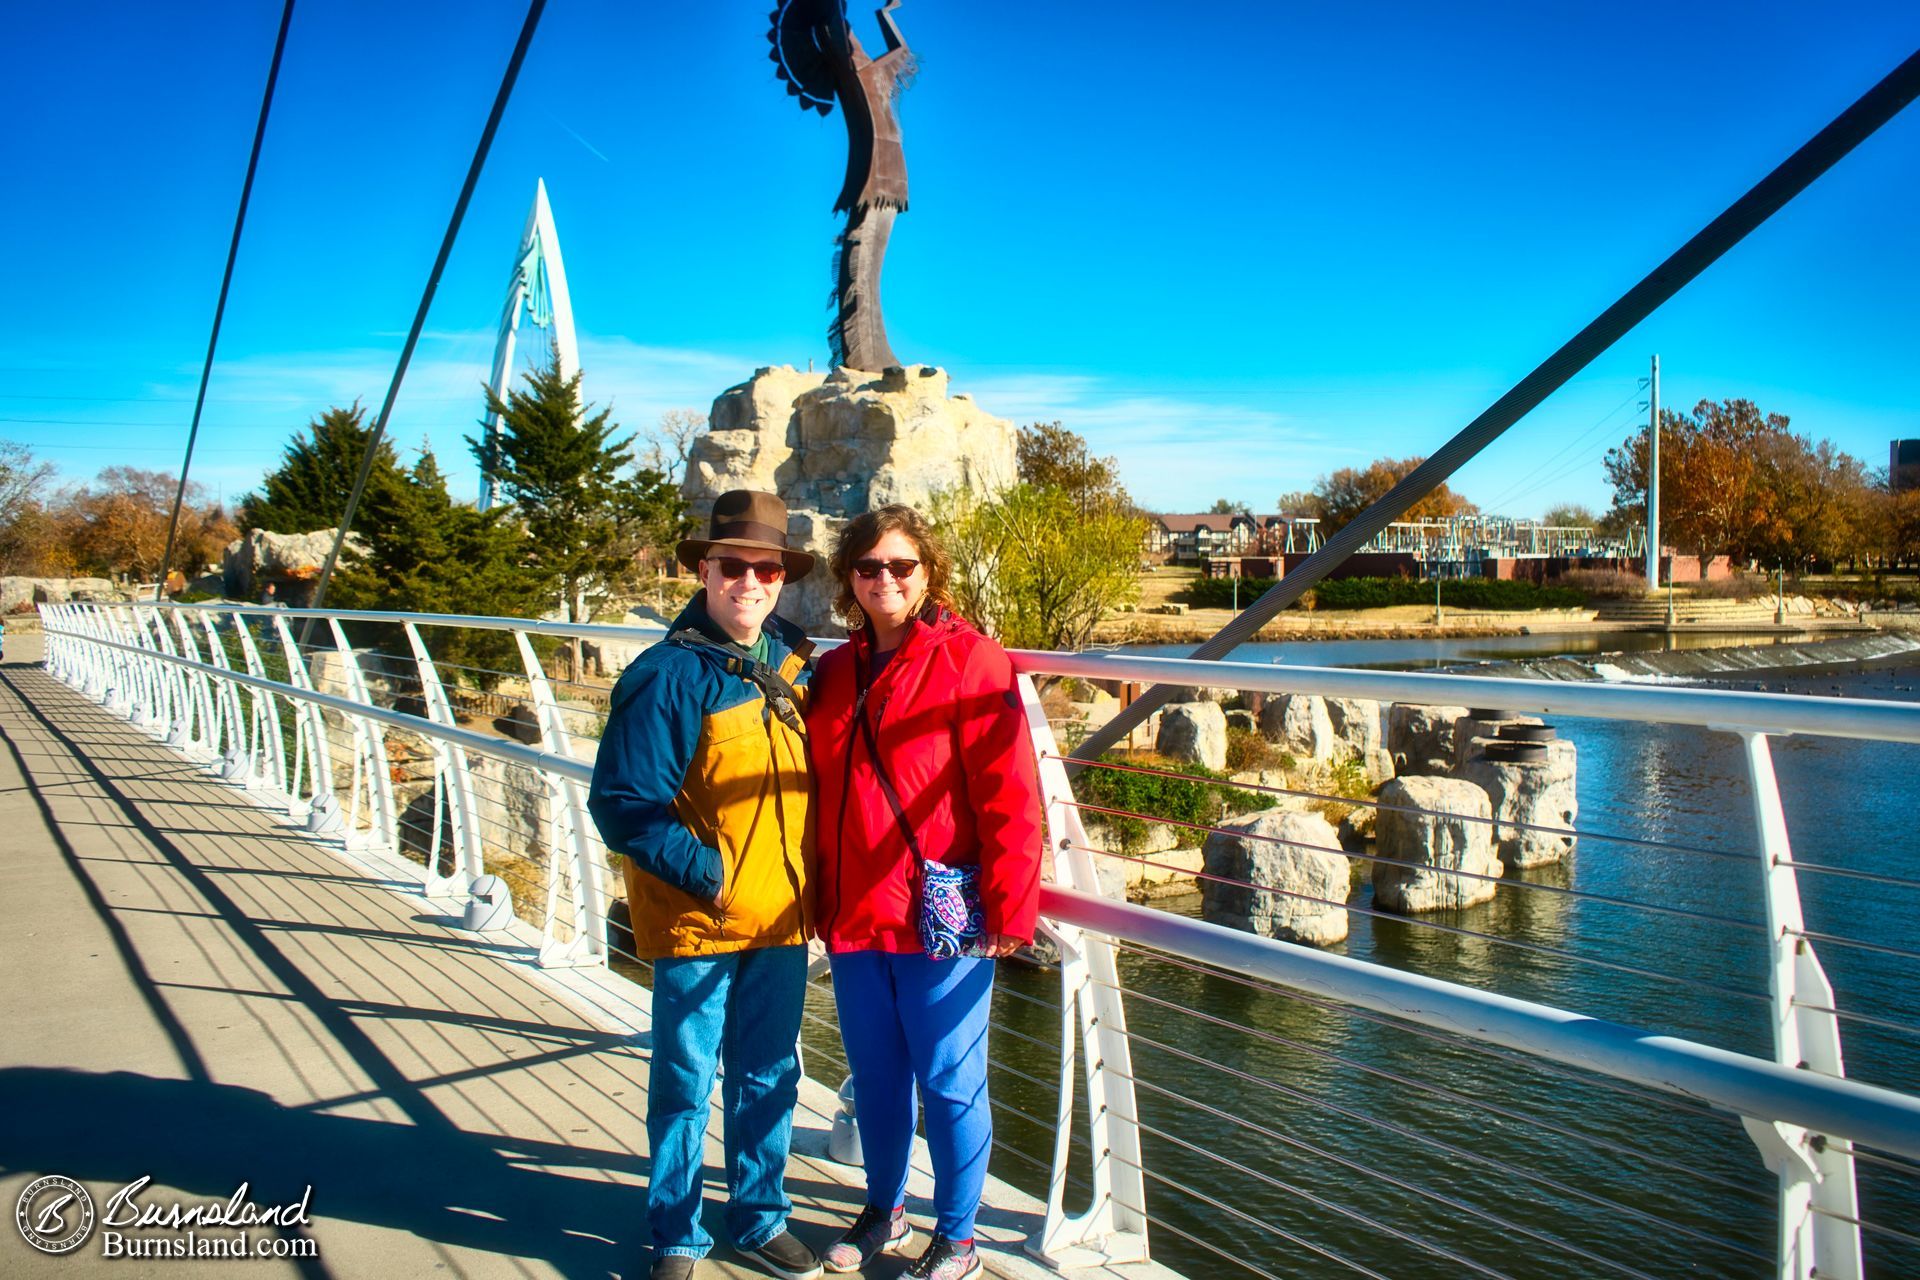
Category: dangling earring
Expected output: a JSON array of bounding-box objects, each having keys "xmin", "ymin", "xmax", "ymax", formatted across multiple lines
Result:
[{"xmin": 843, "ymin": 604, "xmax": 866, "ymax": 633}]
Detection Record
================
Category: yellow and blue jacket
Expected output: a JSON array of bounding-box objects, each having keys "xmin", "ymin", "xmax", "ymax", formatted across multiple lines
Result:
[{"xmin": 588, "ymin": 594, "xmax": 815, "ymax": 959}]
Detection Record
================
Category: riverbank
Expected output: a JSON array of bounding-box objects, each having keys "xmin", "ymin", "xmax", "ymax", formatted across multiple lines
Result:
[{"xmin": 1095, "ymin": 566, "xmax": 1916, "ymax": 644}]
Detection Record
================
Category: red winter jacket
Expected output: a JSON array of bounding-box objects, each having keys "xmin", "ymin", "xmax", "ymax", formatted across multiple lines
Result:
[{"xmin": 808, "ymin": 607, "xmax": 1044, "ymax": 954}]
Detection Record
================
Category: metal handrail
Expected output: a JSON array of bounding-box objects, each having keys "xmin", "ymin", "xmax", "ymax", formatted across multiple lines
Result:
[
  {"xmin": 1011, "ymin": 649, "xmax": 1920, "ymax": 743},
  {"xmin": 1043, "ymin": 885, "xmax": 1920, "ymax": 1160}
]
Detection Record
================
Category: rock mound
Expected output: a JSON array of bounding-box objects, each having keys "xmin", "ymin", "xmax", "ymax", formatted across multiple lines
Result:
[{"xmin": 682, "ymin": 365, "xmax": 1016, "ymax": 633}]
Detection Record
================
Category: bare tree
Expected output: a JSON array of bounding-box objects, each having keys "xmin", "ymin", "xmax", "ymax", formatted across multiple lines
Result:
[{"xmin": 640, "ymin": 408, "xmax": 705, "ymax": 487}]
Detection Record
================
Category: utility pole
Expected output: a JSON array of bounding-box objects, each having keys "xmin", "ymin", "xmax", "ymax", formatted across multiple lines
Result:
[{"xmin": 1645, "ymin": 354, "xmax": 1661, "ymax": 591}]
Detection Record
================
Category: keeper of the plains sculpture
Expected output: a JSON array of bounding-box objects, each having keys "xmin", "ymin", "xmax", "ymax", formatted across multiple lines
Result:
[{"xmin": 769, "ymin": 0, "xmax": 914, "ymax": 372}]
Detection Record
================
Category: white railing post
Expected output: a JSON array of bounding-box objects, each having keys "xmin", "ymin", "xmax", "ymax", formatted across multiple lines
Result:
[
  {"xmin": 1736, "ymin": 731, "xmax": 1862, "ymax": 1280},
  {"xmin": 231, "ymin": 610, "xmax": 291, "ymax": 800},
  {"xmin": 513, "ymin": 630, "xmax": 606, "ymax": 969},
  {"xmin": 146, "ymin": 610, "xmax": 201, "ymax": 752},
  {"xmin": 1016, "ymin": 675, "xmax": 1150, "ymax": 1268},
  {"xmin": 197, "ymin": 611, "xmax": 254, "ymax": 781},
  {"xmin": 271, "ymin": 613, "xmax": 342, "ymax": 834},
  {"xmin": 325, "ymin": 618, "xmax": 398, "ymax": 856},
  {"xmin": 402, "ymin": 621, "xmax": 485, "ymax": 899}
]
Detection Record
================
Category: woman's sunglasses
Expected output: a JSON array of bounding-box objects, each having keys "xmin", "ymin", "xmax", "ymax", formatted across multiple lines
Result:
[
  {"xmin": 851, "ymin": 558, "xmax": 921, "ymax": 580},
  {"xmin": 711, "ymin": 557, "xmax": 786, "ymax": 583}
]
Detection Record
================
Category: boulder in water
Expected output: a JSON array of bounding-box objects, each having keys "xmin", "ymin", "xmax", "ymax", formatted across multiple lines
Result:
[
  {"xmin": 1258, "ymin": 693, "xmax": 1337, "ymax": 763},
  {"xmin": 1373, "ymin": 775, "xmax": 1500, "ymax": 912},
  {"xmin": 1203, "ymin": 809, "xmax": 1350, "ymax": 945},
  {"xmin": 1459, "ymin": 739, "xmax": 1577, "ymax": 868},
  {"xmin": 1387, "ymin": 703, "xmax": 1472, "ymax": 776}
]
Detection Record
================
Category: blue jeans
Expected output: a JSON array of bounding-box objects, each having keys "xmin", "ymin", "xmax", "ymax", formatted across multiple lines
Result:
[
  {"xmin": 830, "ymin": 950, "xmax": 995, "ymax": 1239},
  {"xmin": 647, "ymin": 944, "xmax": 806, "ymax": 1258}
]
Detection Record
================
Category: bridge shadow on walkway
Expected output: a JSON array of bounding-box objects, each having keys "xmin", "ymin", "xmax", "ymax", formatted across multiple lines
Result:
[{"xmin": 0, "ymin": 649, "xmax": 867, "ymax": 1280}]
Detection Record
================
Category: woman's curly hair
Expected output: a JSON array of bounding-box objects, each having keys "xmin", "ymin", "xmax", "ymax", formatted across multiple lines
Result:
[{"xmin": 830, "ymin": 504, "xmax": 956, "ymax": 629}]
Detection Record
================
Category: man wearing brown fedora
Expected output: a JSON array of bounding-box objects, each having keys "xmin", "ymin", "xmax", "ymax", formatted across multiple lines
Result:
[{"xmin": 589, "ymin": 490, "xmax": 823, "ymax": 1280}]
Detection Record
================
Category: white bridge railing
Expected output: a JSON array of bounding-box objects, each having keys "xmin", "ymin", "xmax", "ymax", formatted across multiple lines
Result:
[{"xmin": 38, "ymin": 600, "xmax": 1920, "ymax": 1280}]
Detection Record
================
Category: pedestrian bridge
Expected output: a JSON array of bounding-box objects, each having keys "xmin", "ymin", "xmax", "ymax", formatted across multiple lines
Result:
[{"xmin": 8, "ymin": 605, "xmax": 1920, "ymax": 1280}]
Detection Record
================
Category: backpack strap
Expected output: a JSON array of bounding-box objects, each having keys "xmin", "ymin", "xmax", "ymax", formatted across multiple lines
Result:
[{"xmin": 668, "ymin": 628, "xmax": 809, "ymax": 736}]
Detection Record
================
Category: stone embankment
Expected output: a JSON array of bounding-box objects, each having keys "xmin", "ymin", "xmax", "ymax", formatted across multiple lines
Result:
[{"xmin": 1060, "ymin": 683, "xmax": 1578, "ymax": 945}]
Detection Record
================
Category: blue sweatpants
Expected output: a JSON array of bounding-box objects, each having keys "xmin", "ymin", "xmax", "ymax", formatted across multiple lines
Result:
[{"xmin": 829, "ymin": 950, "xmax": 994, "ymax": 1239}]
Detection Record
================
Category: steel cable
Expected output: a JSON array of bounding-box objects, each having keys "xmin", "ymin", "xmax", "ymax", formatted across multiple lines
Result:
[
  {"xmin": 155, "ymin": 0, "xmax": 296, "ymax": 602},
  {"xmin": 303, "ymin": 0, "xmax": 549, "ymax": 633}
]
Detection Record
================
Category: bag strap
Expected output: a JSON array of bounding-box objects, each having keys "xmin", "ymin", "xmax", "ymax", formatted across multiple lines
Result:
[
  {"xmin": 668, "ymin": 627, "xmax": 809, "ymax": 736},
  {"xmin": 855, "ymin": 686, "xmax": 928, "ymax": 873}
]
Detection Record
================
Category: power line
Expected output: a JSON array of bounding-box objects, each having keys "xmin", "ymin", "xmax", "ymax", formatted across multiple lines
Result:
[
  {"xmin": 1476, "ymin": 383, "xmax": 1644, "ymax": 513},
  {"xmin": 153, "ymin": 0, "xmax": 296, "ymax": 600}
]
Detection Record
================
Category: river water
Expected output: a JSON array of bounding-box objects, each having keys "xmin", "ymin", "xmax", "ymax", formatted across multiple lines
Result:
[{"xmin": 797, "ymin": 633, "xmax": 1920, "ymax": 1280}]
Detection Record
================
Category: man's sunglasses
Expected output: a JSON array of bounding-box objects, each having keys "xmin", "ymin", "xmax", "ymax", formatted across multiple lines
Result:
[
  {"xmin": 851, "ymin": 558, "xmax": 921, "ymax": 580},
  {"xmin": 710, "ymin": 557, "xmax": 786, "ymax": 583}
]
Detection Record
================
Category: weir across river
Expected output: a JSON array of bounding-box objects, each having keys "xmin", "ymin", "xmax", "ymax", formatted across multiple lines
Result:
[{"xmin": 9, "ymin": 606, "xmax": 1920, "ymax": 1279}]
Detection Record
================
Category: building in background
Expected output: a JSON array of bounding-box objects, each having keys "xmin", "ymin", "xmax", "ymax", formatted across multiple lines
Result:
[{"xmin": 1892, "ymin": 439, "xmax": 1920, "ymax": 493}]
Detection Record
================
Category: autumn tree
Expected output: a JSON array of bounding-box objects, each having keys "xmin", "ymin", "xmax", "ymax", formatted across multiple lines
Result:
[
  {"xmin": 1605, "ymin": 399, "xmax": 1803, "ymax": 566},
  {"xmin": 1540, "ymin": 503, "xmax": 1598, "ymax": 528},
  {"xmin": 1017, "ymin": 421, "xmax": 1133, "ymax": 515},
  {"xmin": 1312, "ymin": 455, "xmax": 1474, "ymax": 535},
  {"xmin": 63, "ymin": 467, "xmax": 234, "ymax": 583},
  {"xmin": 0, "ymin": 440, "xmax": 59, "ymax": 575},
  {"xmin": 935, "ymin": 484, "xmax": 1144, "ymax": 654}
]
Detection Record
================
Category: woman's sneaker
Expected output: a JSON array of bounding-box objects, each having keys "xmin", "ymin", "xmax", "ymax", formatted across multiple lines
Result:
[
  {"xmin": 904, "ymin": 1233, "xmax": 981, "ymax": 1280},
  {"xmin": 822, "ymin": 1205, "xmax": 914, "ymax": 1273}
]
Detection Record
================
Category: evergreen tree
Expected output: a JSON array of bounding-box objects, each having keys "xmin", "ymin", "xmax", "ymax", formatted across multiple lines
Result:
[
  {"xmin": 472, "ymin": 354, "xmax": 680, "ymax": 672},
  {"xmin": 240, "ymin": 403, "xmax": 405, "ymax": 533},
  {"xmin": 332, "ymin": 446, "xmax": 543, "ymax": 683}
]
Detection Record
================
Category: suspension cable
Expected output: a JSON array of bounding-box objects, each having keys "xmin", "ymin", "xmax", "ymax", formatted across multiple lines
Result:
[
  {"xmin": 154, "ymin": 0, "xmax": 296, "ymax": 602},
  {"xmin": 301, "ymin": 0, "xmax": 548, "ymax": 641}
]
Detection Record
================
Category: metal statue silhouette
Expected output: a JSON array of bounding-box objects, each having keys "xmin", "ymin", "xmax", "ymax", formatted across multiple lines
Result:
[{"xmin": 769, "ymin": 0, "xmax": 915, "ymax": 371}]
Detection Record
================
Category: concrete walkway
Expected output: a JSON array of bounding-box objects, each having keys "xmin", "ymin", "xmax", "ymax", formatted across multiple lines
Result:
[{"xmin": 0, "ymin": 636, "xmax": 1115, "ymax": 1280}]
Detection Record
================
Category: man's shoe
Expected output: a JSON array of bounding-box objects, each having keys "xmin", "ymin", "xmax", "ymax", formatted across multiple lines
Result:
[
  {"xmin": 904, "ymin": 1233, "xmax": 981, "ymax": 1280},
  {"xmin": 648, "ymin": 1255, "xmax": 696, "ymax": 1280},
  {"xmin": 744, "ymin": 1230, "xmax": 823, "ymax": 1280},
  {"xmin": 823, "ymin": 1205, "xmax": 915, "ymax": 1273}
]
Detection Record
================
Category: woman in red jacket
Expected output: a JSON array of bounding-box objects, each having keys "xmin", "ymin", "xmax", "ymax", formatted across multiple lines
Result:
[{"xmin": 807, "ymin": 505, "xmax": 1043, "ymax": 1280}]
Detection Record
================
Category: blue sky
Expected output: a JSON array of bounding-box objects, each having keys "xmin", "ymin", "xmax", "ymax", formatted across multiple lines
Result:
[{"xmin": 4, "ymin": 2, "xmax": 1917, "ymax": 518}]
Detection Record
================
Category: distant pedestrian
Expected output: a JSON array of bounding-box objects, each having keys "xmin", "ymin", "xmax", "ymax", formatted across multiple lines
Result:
[
  {"xmin": 588, "ymin": 489, "xmax": 823, "ymax": 1280},
  {"xmin": 807, "ymin": 504, "xmax": 1043, "ymax": 1280}
]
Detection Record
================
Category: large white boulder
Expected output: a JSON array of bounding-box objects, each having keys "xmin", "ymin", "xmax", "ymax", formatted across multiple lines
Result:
[
  {"xmin": 1459, "ymin": 740, "xmax": 1578, "ymax": 868},
  {"xmin": 1387, "ymin": 703, "xmax": 1472, "ymax": 776},
  {"xmin": 683, "ymin": 364, "xmax": 1017, "ymax": 633},
  {"xmin": 222, "ymin": 528, "xmax": 360, "ymax": 602},
  {"xmin": 1259, "ymin": 693, "xmax": 1339, "ymax": 763},
  {"xmin": 1156, "ymin": 701, "xmax": 1228, "ymax": 773},
  {"xmin": 1372, "ymin": 775, "xmax": 1501, "ymax": 912},
  {"xmin": 1325, "ymin": 697, "xmax": 1391, "ymax": 778},
  {"xmin": 1203, "ymin": 809, "xmax": 1350, "ymax": 945}
]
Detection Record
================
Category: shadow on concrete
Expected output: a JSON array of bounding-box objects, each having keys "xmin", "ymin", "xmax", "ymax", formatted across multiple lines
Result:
[{"xmin": 0, "ymin": 668, "xmax": 862, "ymax": 1278}]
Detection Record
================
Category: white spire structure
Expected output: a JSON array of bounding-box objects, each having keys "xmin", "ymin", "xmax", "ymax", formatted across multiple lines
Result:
[{"xmin": 479, "ymin": 178, "xmax": 578, "ymax": 510}]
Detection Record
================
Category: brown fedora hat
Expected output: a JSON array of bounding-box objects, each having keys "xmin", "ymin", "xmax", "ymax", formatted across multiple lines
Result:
[{"xmin": 676, "ymin": 489, "xmax": 814, "ymax": 580}]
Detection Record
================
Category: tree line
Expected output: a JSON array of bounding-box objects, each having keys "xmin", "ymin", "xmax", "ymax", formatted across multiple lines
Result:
[
  {"xmin": 0, "ymin": 356, "xmax": 695, "ymax": 634},
  {"xmin": 1602, "ymin": 397, "xmax": 1918, "ymax": 571},
  {"xmin": 0, "ymin": 443, "xmax": 236, "ymax": 582}
]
